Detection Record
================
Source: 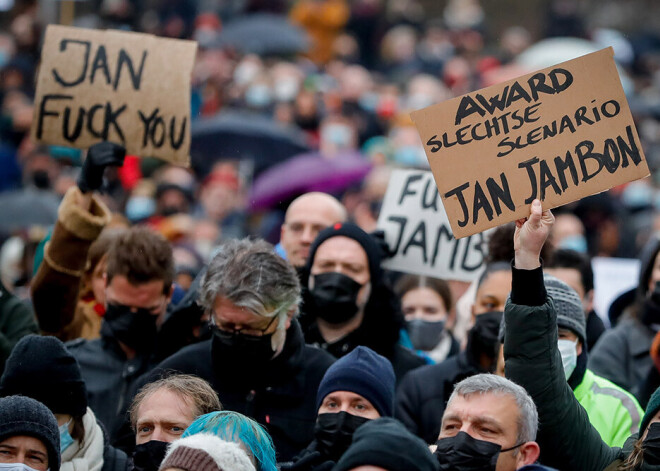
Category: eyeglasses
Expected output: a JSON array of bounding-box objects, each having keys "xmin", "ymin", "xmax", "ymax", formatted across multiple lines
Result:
[{"xmin": 213, "ymin": 314, "xmax": 278, "ymax": 337}]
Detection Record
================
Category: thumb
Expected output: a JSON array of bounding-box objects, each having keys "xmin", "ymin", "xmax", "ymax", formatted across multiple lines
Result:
[{"xmin": 527, "ymin": 199, "xmax": 543, "ymax": 229}]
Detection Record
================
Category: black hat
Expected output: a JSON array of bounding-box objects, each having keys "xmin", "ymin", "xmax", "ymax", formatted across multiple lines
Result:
[
  {"xmin": 0, "ymin": 395, "xmax": 61, "ymax": 471},
  {"xmin": 0, "ymin": 335, "xmax": 87, "ymax": 417},
  {"xmin": 307, "ymin": 222, "xmax": 382, "ymax": 284},
  {"xmin": 333, "ymin": 418, "xmax": 439, "ymax": 471}
]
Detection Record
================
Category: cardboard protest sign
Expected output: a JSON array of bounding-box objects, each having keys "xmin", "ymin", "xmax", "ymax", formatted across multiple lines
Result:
[
  {"xmin": 411, "ymin": 48, "xmax": 649, "ymax": 239},
  {"xmin": 31, "ymin": 25, "xmax": 197, "ymax": 166},
  {"xmin": 377, "ymin": 168, "xmax": 487, "ymax": 282}
]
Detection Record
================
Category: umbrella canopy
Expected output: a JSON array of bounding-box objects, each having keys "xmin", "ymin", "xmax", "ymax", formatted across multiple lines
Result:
[
  {"xmin": 213, "ymin": 13, "xmax": 310, "ymax": 55},
  {"xmin": 0, "ymin": 188, "xmax": 59, "ymax": 233},
  {"xmin": 249, "ymin": 151, "xmax": 372, "ymax": 210},
  {"xmin": 190, "ymin": 110, "xmax": 311, "ymax": 177}
]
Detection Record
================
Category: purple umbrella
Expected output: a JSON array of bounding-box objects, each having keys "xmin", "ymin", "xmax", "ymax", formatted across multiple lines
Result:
[{"xmin": 249, "ymin": 151, "xmax": 372, "ymax": 210}]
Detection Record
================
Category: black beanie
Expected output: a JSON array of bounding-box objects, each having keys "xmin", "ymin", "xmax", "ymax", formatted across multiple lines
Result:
[
  {"xmin": 333, "ymin": 417, "xmax": 439, "ymax": 471},
  {"xmin": 306, "ymin": 222, "xmax": 382, "ymax": 284},
  {"xmin": 0, "ymin": 335, "xmax": 87, "ymax": 417},
  {"xmin": 0, "ymin": 395, "xmax": 61, "ymax": 471}
]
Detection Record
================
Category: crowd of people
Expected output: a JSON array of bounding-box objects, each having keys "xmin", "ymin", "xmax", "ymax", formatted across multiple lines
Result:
[{"xmin": 2, "ymin": 0, "xmax": 660, "ymax": 470}]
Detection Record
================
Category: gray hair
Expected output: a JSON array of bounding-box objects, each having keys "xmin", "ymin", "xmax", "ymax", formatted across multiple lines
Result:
[
  {"xmin": 448, "ymin": 374, "xmax": 538, "ymax": 444},
  {"xmin": 200, "ymin": 238, "xmax": 301, "ymax": 354}
]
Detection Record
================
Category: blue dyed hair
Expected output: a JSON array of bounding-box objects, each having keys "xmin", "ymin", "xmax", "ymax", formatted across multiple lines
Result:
[{"xmin": 182, "ymin": 411, "xmax": 277, "ymax": 471}]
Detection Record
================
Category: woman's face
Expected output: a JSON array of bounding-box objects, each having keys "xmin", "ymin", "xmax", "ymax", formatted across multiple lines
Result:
[
  {"xmin": 401, "ymin": 287, "xmax": 448, "ymax": 323},
  {"xmin": 473, "ymin": 270, "xmax": 512, "ymax": 316}
]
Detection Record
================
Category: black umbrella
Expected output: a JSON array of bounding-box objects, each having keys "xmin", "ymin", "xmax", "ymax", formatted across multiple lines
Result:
[
  {"xmin": 0, "ymin": 188, "xmax": 59, "ymax": 233},
  {"xmin": 212, "ymin": 13, "xmax": 310, "ymax": 55},
  {"xmin": 190, "ymin": 110, "xmax": 311, "ymax": 177}
]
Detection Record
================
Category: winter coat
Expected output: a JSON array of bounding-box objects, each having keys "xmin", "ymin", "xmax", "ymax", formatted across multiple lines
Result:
[
  {"xmin": 31, "ymin": 186, "xmax": 111, "ymax": 341},
  {"xmin": 0, "ymin": 279, "xmax": 38, "ymax": 374},
  {"xmin": 395, "ymin": 351, "xmax": 483, "ymax": 444},
  {"xmin": 503, "ymin": 266, "xmax": 624, "ymax": 471},
  {"xmin": 139, "ymin": 320, "xmax": 335, "ymax": 462},
  {"xmin": 66, "ymin": 324, "xmax": 157, "ymax": 446},
  {"xmin": 589, "ymin": 316, "xmax": 654, "ymax": 396},
  {"xmin": 62, "ymin": 407, "xmax": 129, "ymax": 471}
]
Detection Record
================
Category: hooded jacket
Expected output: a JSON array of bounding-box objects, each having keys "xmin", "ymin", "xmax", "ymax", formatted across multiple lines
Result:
[{"xmin": 136, "ymin": 319, "xmax": 335, "ymax": 462}]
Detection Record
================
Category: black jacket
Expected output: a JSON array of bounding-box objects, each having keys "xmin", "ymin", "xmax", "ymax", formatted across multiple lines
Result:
[
  {"xmin": 0, "ymin": 279, "xmax": 38, "ymax": 374},
  {"xmin": 395, "ymin": 350, "xmax": 483, "ymax": 444},
  {"xmin": 139, "ymin": 320, "xmax": 335, "ymax": 461}
]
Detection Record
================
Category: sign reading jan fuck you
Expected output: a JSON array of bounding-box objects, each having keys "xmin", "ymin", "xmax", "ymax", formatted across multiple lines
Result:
[
  {"xmin": 31, "ymin": 25, "xmax": 197, "ymax": 166},
  {"xmin": 411, "ymin": 48, "xmax": 650, "ymax": 239}
]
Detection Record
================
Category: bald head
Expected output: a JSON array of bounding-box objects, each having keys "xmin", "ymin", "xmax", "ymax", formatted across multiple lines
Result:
[{"xmin": 280, "ymin": 193, "xmax": 347, "ymax": 267}]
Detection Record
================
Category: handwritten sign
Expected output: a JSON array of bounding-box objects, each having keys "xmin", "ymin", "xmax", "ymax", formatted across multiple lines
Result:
[
  {"xmin": 31, "ymin": 25, "xmax": 197, "ymax": 166},
  {"xmin": 377, "ymin": 169, "xmax": 487, "ymax": 282},
  {"xmin": 411, "ymin": 48, "xmax": 649, "ymax": 238}
]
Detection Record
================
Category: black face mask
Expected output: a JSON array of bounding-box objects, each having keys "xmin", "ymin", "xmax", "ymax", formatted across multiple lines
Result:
[
  {"xmin": 212, "ymin": 327, "xmax": 276, "ymax": 367},
  {"xmin": 467, "ymin": 311, "xmax": 503, "ymax": 369},
  {"xmin": 643, "ymin": 423, "xmax": 660, "ymax": 465},
  {"xmin": 309, "ymin": 272, "xmax": 363, "ymax": 325},
  {"xmin": 435, "ymin": 431, "xmax": 522, "ymax": 471},
  {"xmin": 31, "ymin": 170, "xmax": 51, "ymax": 189},
  {"xmin": 314, "ymin": 411, "xmax": 370, "ymax": 462},
  {"xmin": 104, "ymin": 303, "xmax": 159, "ymax": 352},
  {"xmin": 132, "ymin": 440, "xmax": 169, "ymax": 471}
]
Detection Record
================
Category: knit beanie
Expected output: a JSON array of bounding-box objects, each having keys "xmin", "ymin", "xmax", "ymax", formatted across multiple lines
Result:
[
  {"xmin": 316, "ymin": 346, "xmax": 395, "ymax": 417},
  {"xmin": 0, "ymin": 395, "xmax": 61, "ymax": 471},
  {"xmin": 543, "ymin": 274, "xmax": 587, "ymax": 345},
  {"xmin": 499, "ymin": 275, "xmax": 586, "ymax": 345},
  {"xmin": 306, "ymin": 222, "xmax": 383, "ymax": 284},
  {"xmin": 0, "ymin": 335, "xmax": 87, "ymax": 417},
  {"xmin": 641, "ymin": 387, "xmax": 660, "ymax": 435},
  {"xmin": 333, "ymin": 418, "xmax": 439, "ymax": 471},
  {"xmin": 159, "ymin": 434, "xmax": 255, "ymax": 471}
]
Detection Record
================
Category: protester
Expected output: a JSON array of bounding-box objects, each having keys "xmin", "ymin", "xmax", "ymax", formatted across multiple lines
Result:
[
  {"xmin": 182, "ymin": 411, "xmax": 277, "ymax": 471},
  {"xmin": 0, "ymin": 276, "xmax": 38, "ymax": 374},
  {"xmin": 300, "ymin": 222, "xmax": 424, "ymax": 381},
  {"xmin": 139, "ymin": 238, "xmax": 335, "ymax": 461},
  {"xmin": 65, "ymin": 225, "xmax": 175, "ymax": 443},
  {"xmin": 333, "ymin": 417, "xmax": 439, "ymax": 471},
  {"xmin": 0, "ymin": 395, "xmax": 61, "ymax": 471},
  {"xmin": 282, "ymin": 346, "xmax": 396, "ymax": 470},
  {"xmin": 498, "ymin": 275, "xmax": 643, "ymax": 447},
  {"xmin": 277, "ymin": 192, "xmax": 347, "ymax": 268},
  {"xmin": 434, "ymin": 373, "xmax": 553, "ymax": 471},
  {"xmin": 589, "ymin": 237, "xmax": 660, "ymax": 396},
  {"xmin": 545, "ymin": 248, "xmax": 606, "ymax": 352},
  {"xmin": 395, "ymin": 274, "xmax": 459, "ymax": 364},
  {"xmin": 395, "ymin": 262, "xmax": 510, "ymax": 444},
  {"xmin": 31, "ymin": 142, "xmax": 125, "ymax": 341},
  {"xmin": 129, "ymin": 374, "xmax": 222, "ymax": 471},
  {"xmin": 502, "ymin": 199, "xmax": 660, "ymax": 470},
  {"xmin": 158, "ymin": 434, "xmax": 255, "ymax": 471}
]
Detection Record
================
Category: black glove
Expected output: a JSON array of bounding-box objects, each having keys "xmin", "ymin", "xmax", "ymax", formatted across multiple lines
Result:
[
  {"xmin": 280, "ymin": 451, "xmax": 334, "ymax": 471},
  {"xmin": 370, "ymin": 229, "xmax": 396, "ymax": 260},
  {"xmin": 77, "ymin": 142, "xmax": 126, "ymax": 193}
]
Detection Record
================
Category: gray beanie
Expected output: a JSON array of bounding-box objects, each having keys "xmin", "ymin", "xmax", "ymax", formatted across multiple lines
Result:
[
  {"xmin": 498, "ymin": 274, "xmax": 586, "ymax": 345},
  {"xmin": 543, "ymin": 274, "xmax": 587, "ymax": 345}
]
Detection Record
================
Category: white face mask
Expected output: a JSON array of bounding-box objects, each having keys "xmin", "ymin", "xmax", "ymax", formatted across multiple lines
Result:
[
  {"xmin": 558, "ymin": 339, "xmax": 578, "ymax": 380},
  {"xmin": 0, "ymin": 463, "xmax": 46, "ymax": 471}
]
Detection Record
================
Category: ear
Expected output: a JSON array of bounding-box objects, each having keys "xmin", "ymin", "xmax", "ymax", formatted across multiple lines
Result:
[
  {"xmin": 577, "ymin": 340, "xmax": 583, "ymax": 356},
  {"xmin": 516, "ymin": 441, "xmax": 540, "ymax": 467},
  {"xmin": 280, "ymin": 223, "xmax": 287, "ymax": 242},
  {"xmin": 165, "ymin": 283, "xmax": 175, "ymax": 303}
]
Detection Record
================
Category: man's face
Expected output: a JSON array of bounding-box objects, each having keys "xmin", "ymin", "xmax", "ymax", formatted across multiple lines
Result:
[
  {"xmin": 281, "ymin": 196, "xmax": 345, "ymax": 267},
  {"xmin": 212, "ymin": 296, "xmax": 290, "ymax": 335},
  {"xmin": 311, "ymin": 236, "xmax": 371, "ymax": 307},
  {"xmin": 318, "ymin": 391, "xmax": 380, "ymax": 420},
  {"xmin": 439, "ymin": 393, "xmax": 532, "ymax": 471},
  {"xmin": 135, "ymin": 389, "xmax": 196, "ymax": 444},
  {"xmin": 105, "ymin": 275, "xmax": 170, "ymax": 325},
  {"xmin": 0, "ymin": 436, "xmax": 49, "ymax": 471}
]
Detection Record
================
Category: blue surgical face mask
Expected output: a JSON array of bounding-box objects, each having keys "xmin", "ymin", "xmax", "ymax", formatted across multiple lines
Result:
[
  {"xmin": 0, "ymin": 463, "xmax": 44, "ymax": 471},
  {"xmin": 60, "ymin": 419, "xmax": 74, "ymax": 452},
  {"xmin": 245, "ymin": 84, "xmax": 272, "ymax": 108},
  {"xmin": 558, "ymin": 234, "xmax": 588, "ymax": 254},
  {"xmin": 321, "ymin": 124, "xmax": 352, "ymax": 148},
  {"xmin": 125, "ymin": 196, "xmax": 156, "ymax": 222}
]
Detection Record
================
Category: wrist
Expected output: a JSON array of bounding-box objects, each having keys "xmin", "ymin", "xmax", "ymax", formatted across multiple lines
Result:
[{"xmin": 514, "ymin": 250, "xmax": 541, "ymax": 270}]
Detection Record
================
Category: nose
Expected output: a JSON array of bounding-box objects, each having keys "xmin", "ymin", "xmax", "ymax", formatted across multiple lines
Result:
[
  {"xmin": 150, "ymin": 426, "xmax": 168, "ymax": 442},
  {"xmin": 301, "ymin": 226, "xmax": 315, "ymax": 244}
]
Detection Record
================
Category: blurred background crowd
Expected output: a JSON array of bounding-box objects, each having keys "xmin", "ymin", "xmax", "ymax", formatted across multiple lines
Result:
[{"xmin": 2, "ymin": 0, "xmax": 660, "ymax": 302}]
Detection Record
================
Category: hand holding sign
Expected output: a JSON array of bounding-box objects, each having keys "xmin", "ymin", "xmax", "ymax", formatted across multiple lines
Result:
[
  {"xmin": 411, "ymin": 48, "xmax": 649, "ymax": 239},
  {"xmin": 513, "ymin": 199, "xmax": 555, "ymax": 270},
  {"xmin": 77, "ymin": 141, "xmax": 126, "ymax": 193}
]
